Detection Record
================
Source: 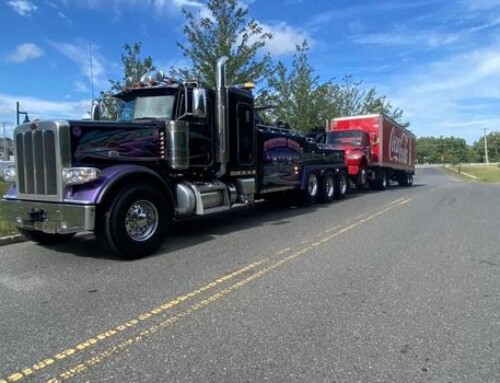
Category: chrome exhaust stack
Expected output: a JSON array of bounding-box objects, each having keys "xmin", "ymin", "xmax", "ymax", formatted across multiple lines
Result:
[{"xmin": 215, "ymin": 56, "xmax": 228, "ymax": 177}]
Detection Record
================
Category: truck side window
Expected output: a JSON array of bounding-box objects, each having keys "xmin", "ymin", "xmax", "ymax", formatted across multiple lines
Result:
[{"xmin": 237, "ymin": 102, "xmax": 255, "ymax": 165}]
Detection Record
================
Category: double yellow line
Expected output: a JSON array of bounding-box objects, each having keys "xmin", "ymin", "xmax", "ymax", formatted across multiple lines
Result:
[{"xmin": 1, "ymin": 197, "xmax": 412, "ymax": 383}]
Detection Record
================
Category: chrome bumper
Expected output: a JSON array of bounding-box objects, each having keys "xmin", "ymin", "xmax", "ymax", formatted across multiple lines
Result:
[{"xmin": 1, "ymin": 199, "xmax": 95, "ymax": 234}]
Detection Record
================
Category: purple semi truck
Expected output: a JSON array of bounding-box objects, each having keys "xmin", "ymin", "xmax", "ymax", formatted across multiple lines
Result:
[{"xmin": 1, "ymin": 58, "xmax": 347, "ymax": 258}]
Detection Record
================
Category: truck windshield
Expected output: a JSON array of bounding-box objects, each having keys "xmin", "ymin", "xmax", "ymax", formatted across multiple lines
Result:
[
  {"xmin": 118, "ymin": 95, "xmax": 175, "ymax": 121},
  {"xmin": 326, "ymin": 131, "xmax": 363, "ymax": 147}
]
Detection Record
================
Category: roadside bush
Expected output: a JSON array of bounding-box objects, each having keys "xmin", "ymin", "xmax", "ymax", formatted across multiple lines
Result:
[{"xmin": 0, "ymin": 181, "xmax": 17, "ymax": 236}]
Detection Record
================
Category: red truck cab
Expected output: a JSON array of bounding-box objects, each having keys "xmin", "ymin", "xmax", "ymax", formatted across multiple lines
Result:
[{"xmin": 326, "ymin": 129, "xmax": 372, "ymax": 187}]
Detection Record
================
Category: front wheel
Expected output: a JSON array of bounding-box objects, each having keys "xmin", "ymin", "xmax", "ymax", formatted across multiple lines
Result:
[
  {"xmin": 96, "ymin": 184, "xmax": 171, "ymax": 259},
  {"xmin": 355, "ymin": 164, "xmax": 368, "ymax": 188},
  {"xmin": 334, "ymin": 171, "xmax": 348, "ymax": 199},
  {"xmin": 19, "ymin": 229, "xmax": 75, "ymax": 245}
]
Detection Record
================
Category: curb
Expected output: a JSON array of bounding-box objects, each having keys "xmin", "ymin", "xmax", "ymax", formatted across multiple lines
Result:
[{"xmin": 0, "ymin": 234, "xmax": 25, "ymax": 246}]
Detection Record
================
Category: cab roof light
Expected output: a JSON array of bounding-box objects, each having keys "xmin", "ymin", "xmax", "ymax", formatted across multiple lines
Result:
[{"xmin": 232, "ymin": 82, "xmax": 255, "ymax": 90}]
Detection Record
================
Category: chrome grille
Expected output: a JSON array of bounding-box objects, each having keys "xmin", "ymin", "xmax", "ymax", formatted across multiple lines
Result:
[
  {"xmin": 14, "ymin": 121, "xmax": 69, "ymax": 201},
  {"xmin": 16, "ymin": 129, "xmax": 57, "ymax": 195}
]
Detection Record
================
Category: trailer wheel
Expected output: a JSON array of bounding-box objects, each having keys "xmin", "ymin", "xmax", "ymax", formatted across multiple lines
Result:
[
  {"xmin": 302, "ymin": 171, "xmax": 319, "ymax": 204},
  {"xmin": 19, "ymin": 229, "xmax": 75, "ymax": 245},
  {"xmin": 398, "ymin": 172, "xmax": 413, "ymax": 187},
  {"xmin": 380, "ymin": 171, "xmax": 388, "ymax": 190},
  {"xmin": 96, "ymin": 183, "xmax": 170, "ymax": 259},
  {"xmin": 407, "ymin": 174, "xmax": 414, "ymax": 186},
  {"xmin": 334, "ymin": 171, "xmax": 348, "ymax": 199},
  {"xmin": 320, "ymin": 171, "xmax": 336, "ymax": 203},
  {"xmin": 397, "ymin": 172, "xmax": 408, "ymax": 186},
  {"xmin": 372, "ymin": 170, "xmax": 387, "ymax": 190}
]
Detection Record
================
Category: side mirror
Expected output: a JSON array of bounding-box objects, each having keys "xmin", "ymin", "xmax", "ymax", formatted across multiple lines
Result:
[
  {"xmin": 192, "ymin": 88, "xmax": 207, "ymax": 118},
  {"xmin": 90, "ymin": 100, "xmax": 102, "ymax": 121}
]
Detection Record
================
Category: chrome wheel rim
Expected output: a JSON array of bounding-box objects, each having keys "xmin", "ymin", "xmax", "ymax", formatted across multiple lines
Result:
[
  {"xmin": 125, "ymin": 200, "xmax": 159, "ymax": 242},
  {"xmin": 325, "ymin": 175, "xmax": 335, "ymax": 198},
  {"xmin": 308, "ymin": 173, "xmax": 319, "ymax": 197},
  {"xmin": 360, "ymin": 168, "xmax": 367, "ymax": 184},
  {"xmin": 339, "ymin": 174, "xmax": 347, "ymax": 195}
]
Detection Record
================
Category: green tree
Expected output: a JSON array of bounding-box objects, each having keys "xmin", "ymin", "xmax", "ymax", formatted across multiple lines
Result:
[
  {"xmin": 99, "ymin": 42, "xmax": 155, "ymax": 119},
  {"xmin": 472, "ymin": 131, "xmax": 500, "ymax": 162},
  {"xmin": 416, "ymin": 136, "xmax": 472, "ymax": 164},
  {"xmin": 176, "ymin": 0, "xmax": 272, "ymax": 88},
  {"xmin": 261, "ymin": 41, "xmax": 406, "ymax": 133},
  {"xmin": 260, "ymin": 40, "xmax": 332, "ymax": 132},
  {"xmin": 329, "ymin": 75, "xmax": 405, "ymax": 126}
]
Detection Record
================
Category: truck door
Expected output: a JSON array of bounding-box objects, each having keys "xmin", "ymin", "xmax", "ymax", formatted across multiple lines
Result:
[{"xmin": 236, "ymin": 102, "xmax": 255, "ymax": 165}]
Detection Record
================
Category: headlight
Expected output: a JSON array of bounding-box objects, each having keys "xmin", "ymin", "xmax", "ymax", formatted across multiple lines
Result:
[
  {"xmin": 1, "ymin": 166, "xmax": 16, "ymax": 183},
  {"xmin": 62, "ymin": 167, "xmax": 101, "ymax": 185},
  {"xmin": 347, "ymin": 152, "xmax": 363, "ymax": 160}
]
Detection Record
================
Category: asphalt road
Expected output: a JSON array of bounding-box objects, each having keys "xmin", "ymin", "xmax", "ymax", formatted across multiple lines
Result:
[{"xmin": 0, "ymin": 166, "xmax": 499, "ymax": 383}]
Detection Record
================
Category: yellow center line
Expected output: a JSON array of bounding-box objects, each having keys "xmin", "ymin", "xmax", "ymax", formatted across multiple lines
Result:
[
  {"xmin": 41, "ymin": 197, "xmax": 413, "ymax": 383},
  {"xmin": 0, "ymin": 259, "xmax": 266, "ymax": 383}
]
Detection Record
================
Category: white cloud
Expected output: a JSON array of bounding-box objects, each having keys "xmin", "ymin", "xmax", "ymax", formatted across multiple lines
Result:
[
  {"xmin": 7, "ymin": 0, "xmax": 38, "ymax": 16},
  {"xmin": 352, "ymin": 30, "xmax": 460, "ymax": 49},
  {"xmin": 6, "ymin": 43, "xmax": 44, "ymax": 63},
  {"xmin": 385, "ymin": 44, "xmax": 500, "ymax": 143},
  {"xmin": 49, "ymin": 41, "xmax": 106, "ymax": 88},
  {"xmin": 56, "ymin": 0, "xmax": 203, "ymax": 15},
  {"xmin": 0, "ymin": 94, "xmax": 91, "ymax": 136},
  {"xmin": 74, "ymin": 81, "xmax": 90, "ymax": 93},
  {"xmin": 171, "ymin": 0, "xmax": 203, "ymax": 8},
  {"xmin": 57, "ymin": 11, "xmax": 73, "ymax": 24},
  {"xmin": 463, "ymin": 0, "xmax": 500, "ymax": 10},
  {"xmin": 261, "ymin": 22, "xmax": 312, "ymax": 56}
]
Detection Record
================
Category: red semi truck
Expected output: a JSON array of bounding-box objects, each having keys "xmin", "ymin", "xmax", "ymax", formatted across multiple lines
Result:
[{"xmin": 325, "ymin": 114, "xmax": 415, "ymax": 190}]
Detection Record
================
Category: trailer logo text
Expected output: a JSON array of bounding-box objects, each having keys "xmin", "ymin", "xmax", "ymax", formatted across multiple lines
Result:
[{"xmin": 389, "ymin": 127, "xmax": 410, "ymax": 164}]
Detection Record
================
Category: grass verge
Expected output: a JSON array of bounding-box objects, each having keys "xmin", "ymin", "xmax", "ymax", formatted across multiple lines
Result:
[
  {"xmin": 444, "ymin": 164, "xmax": 500, "ymax": 183},
  {"xmin": 0, "ymin": 181, "xmax": 18, "ymax": 237}
]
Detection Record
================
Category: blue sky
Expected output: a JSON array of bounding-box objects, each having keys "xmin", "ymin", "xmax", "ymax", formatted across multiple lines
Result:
[{"xmin": 1, "ymin": 0, "xmax": 500, "ymax": 144}]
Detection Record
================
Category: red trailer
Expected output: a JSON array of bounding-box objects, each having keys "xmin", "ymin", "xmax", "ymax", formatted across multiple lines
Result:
[{"xmin": 326, "ymin": 114, "xmax": 415, "ymax": 190}]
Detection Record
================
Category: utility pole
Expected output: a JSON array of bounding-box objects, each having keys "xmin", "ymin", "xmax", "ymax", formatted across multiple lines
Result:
[
  {"xmin": 484, "ymin": 128, "xmax": 489, "ymax": 164},
  {"xmin": 16, "ymin": 101, "xmax": 29, "ymax": 126},
  {"xmin": 16, "ymin": 101, "xmax": 20, "ymax": 126}
]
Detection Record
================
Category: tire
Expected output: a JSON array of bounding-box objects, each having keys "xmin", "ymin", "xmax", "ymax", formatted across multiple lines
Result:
[
  {"xmin": 96, "ymin": 183, "xmax": 170, "ymax": 259},
  {"xmin": 398, "ymin": 173, "xmax": 413, "ymax": 187},
  {"xmin": 407, "ymin": 174, "xmax": 414, "ymax": 186},
  {"xmin": 334, "ymin": 171, "xmax": 348, "ymax": 199},
  {"xmin": 320, "ymin": 171, "xmax": 336, "ymax": 203},
  {"xmin": 398, "ymin": 172, "xmax": 408, "ymax": 186},
  {"xmin": 354, "ymin": 164, "xmax": 368, "ymax": 188},
  {"xmin": 19, "ymin": 229, "xmax": 75, "ymax": 245},
  {"xmin": 371, "ymin": 170, "xmax": 387, "ymax": 190},
  {"xmin": 302, "ymin": 171, "xmax": 319, "ymax": 204},
  {"xmin": 380, "ymin": 171, "xmax": 388, "ymax": 190}
]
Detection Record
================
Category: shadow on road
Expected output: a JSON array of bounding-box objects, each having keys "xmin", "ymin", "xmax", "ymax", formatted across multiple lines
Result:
[{"xmin": 32, "ymin": 183, "xmax": 420, "ymax": 261}]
